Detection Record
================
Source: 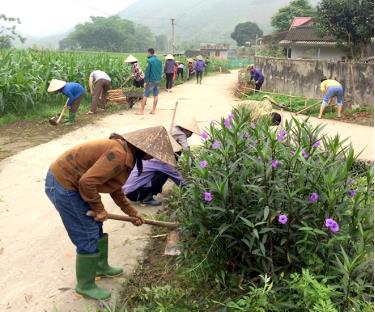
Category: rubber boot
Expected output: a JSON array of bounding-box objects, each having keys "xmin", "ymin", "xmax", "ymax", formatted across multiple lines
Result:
[
  {"xmin": 66, "ymin": 110, "xmax": 76, "ymax": 125},
  {"xmin": 96, "ymin": 234, "xmax": 124, "ymax": 277},
  {"xmin": 75, "ymin": 253, "xmax": 111, "ymax": 300}
]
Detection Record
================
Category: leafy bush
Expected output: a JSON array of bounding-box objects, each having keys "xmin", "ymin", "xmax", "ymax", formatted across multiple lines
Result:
[{"xmin": 170, "ymin": 107, "xmax": 373, "ymax": 309}]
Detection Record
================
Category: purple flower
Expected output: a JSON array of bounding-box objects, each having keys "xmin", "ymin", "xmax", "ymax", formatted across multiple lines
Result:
[
  {"xmin": 348, "ymin": 190, "xmax": 356, "ymax": 197},
  {"xmin": 224, "ymin": 117, "xmax": 231, "ymax": 129},
  {"xmin": 204, "ymin": 192, "xmax": 213, "ymax": 202},
  {"xmin": 310, "ymin": 192, "xmax": 319, "ymax": 203},
  {"xmin": 290, "ymin": 150, "xmax": 295, "ymax": 156},
  {"xmin": 243, "ymin": 131, "xmax": 249, "ymax": 140},
  {"xmin": 348, "ymin": 178, "xmax": 355, "ymax": 185},
  {"xmin": 277, "ymin": 129, "xmax": 287, "ymax": 142},
  {"xmin": 98, "ymin": 302, "xmax": 105, "ymax": 310},
  {"xmin": 278, "ymin": 214, "xmax": 288, "ymax": 224},
  {"xmin": 325, "ymin": 218, "xmax": 339, "ymax": 233},
  {"xmin": 271, "ymin": 159, "xmax": 280, "ymax": 169},
  {"xmin": 250, "ymin": 122, "xmax": 256, "ymax": 129},
  {"xmin": 200, "ymin": 131, "xmax": 209, "ymax": 141},
  {"xmin": 200, "ymin": 160, "xmax": 208, "ymax": 168},
  {"xmin": 228, "ymin": 112, "xmax": 234, "ymax": 121},
  {"xmin": 330, "ymin": 222, "xmax": 339, "ymax": 233},
  {"xmin": 251, "ymin": 139, "xmax": 258, "ymax": 146},
  {"xmin": 212, "ymin": 140, "xmax": 221, "ymax": 149},
  {"xmin": 302, "ymin": 148, "xmax": 309, "ymax": 159},
  {"xmin": 312, "ymin": 140, "xmax": 321, "ymax": 148}
]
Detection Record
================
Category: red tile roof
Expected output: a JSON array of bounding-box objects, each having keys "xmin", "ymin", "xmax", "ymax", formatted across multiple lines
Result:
[{"xmin": 289, "ymin": 17, "xmax": 313, "ymax": 29}]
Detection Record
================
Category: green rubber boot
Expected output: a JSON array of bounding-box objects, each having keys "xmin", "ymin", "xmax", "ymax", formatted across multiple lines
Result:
[
  {"xmin": 96, "ymin": 234, "xmax": 124, "ymax": 277},
  {"xmin": 75, "ymin": 253, "xmax": 111, "ymax": 300},
  {"xmin": 65, "ymin": 110, "xmax": 76, "ymax": 125}
]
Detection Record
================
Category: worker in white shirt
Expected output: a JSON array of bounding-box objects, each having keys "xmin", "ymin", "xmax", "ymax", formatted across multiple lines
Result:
[{"xmin": 87, "ymin": 70, "xmax": 111, "ymax": 114}]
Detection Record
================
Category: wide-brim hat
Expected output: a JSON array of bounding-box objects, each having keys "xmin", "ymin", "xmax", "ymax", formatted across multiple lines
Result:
[
  {"xmin": 196, "ymin": 55, "xmax": 204, "ymax": 61},
  {"xmin": 248, "ymin": 64, "xmax": 254, "ymax": 69},
  {"xmin": 47, "ymin": 79, "xmax": 66, "ymax": 92},
  {"xmin": 187, "ymin": 58, "xmax": 194, "ymax": 63},
  {"xmin": 165, "ymin": 54, "xmax": 174, "ymax": 60},
  {"xmin": 176, "ymin": 117, "xmax": 200, "ymax": 134},
  {"xmin": 168, "ymin": 134, "xmax": 182, "ymax": 153},
  {"xmin": 122, "ymin": 126, "xmax": 176, "ymax": 167},
  {"xmin": 125, "ymin": 55, "xmax": 138, "ymax": 63}
]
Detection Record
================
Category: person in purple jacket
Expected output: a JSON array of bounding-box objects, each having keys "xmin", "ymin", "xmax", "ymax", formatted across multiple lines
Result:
[
  {"xmin": 123, "ymin": 158, "xmax": 183, "ymax": 206},
  {"xmin": 195, "ymin": 55, "xmax": 206, "ymax": 84},
  {"xmin": 248, "ymin": 64, "xmax": 265, "ymax": 91},
  {"xmin": 47, "ymin": 79, "xmax": 85, "ymax": 124},
  {"xmin": 164, "ymin": 54, "xmax": 175, "ymax": 92}
]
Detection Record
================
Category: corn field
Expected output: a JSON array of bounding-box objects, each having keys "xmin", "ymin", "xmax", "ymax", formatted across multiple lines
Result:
[
  {"xmin": 0, "ymin": 49, "xmax": 231, "ymax": 116},
  {"xmin": 0, "ymin": 49, "xmax": 147, "ymax": 115}
]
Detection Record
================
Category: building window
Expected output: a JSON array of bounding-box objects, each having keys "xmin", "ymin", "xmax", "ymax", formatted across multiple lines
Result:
[{"xmin": 287, "ymin": 47, "xmax": 291, "ymax": 59}]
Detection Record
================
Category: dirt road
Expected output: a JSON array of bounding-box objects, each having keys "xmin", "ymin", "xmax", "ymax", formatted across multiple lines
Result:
[
  {"xmin": 0, "ymin": 72, "xmax": 237, "ymax": 312},
  {"xmin": 0, "ymin": 71, "xmax": 372, "ymax": 312}
]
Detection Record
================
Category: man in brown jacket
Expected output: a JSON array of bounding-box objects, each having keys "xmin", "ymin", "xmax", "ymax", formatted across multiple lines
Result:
[{"xmin": 45, "ymin": 126, "xmax": 176, "ymax": 300}]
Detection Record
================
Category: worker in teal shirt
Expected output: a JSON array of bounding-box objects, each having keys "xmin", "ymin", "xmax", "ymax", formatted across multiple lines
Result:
[
  {"xmin": 48, "ymin": 79, "xmax": 85, "ymax": 124},
  {"xmin": 136, "ymin": 48, "xmax": 162, "ymax": 115}
]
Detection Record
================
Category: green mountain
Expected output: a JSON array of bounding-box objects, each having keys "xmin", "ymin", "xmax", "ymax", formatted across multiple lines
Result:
[{"xmin": 118, "ymin": 0, "xmax": 302, "ymax": 45}]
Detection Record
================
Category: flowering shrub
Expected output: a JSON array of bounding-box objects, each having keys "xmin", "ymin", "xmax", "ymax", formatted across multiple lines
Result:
[{"xmin": 172, "ymin": 108, "xmax": 373, "ymax": 301}]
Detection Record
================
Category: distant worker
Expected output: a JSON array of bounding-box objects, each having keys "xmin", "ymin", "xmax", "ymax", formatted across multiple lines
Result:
[
  {"xmin": 171, "ymin": 118, "xmax": 200, "ymax": 150},
  {"xmin": 177, "ymin": 62, "xmax": 184, "ymax": 80},
  {"xmin": 248, "ymin": 64, "xmax": 264, "ymax": 91},
  {"xmin": 164, "ymin": 54, "xmax": 175, "ymax": 93},
  {"xmin": 47, "ymin": 79, "xmax": 85, "ymax": 125},
  {"xmin": 87, "ymin": 70, "xmax": 111, "ymax": 114},
  {"xmin": 187, "ymin": 59, "xmax": 195, "ymax": 80},
  {"xmin": 195, "ymin": 55, "xmax": 206, "ymax": 84},
  {"xmin": 123, "ymin": 138, "xmax": 183, "ymax": 206},
  {"xmin": 124, "ymin": 55, "xmax": 145, "ymax": 88},
  {"xmin": 318, "ymin": 78, "xmax": 344, "ymax": 119},
  {"xmin": 137, "ymin": 48, "xmax": 162, "ymax": 115}
]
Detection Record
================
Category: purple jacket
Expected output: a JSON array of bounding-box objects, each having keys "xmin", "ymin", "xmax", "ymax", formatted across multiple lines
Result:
[
  {"xmin": 195, "ymin": 60, "xmax": 205, "ymax": 72},
  {"xmin": 123, "ymin": 159, "xmax": 183, "ymax": 194},
  {"xmin": 250, "ymin": 68, "xmax": 264, "ymax": 82},
  {"xmin": 164, "ymin": 60, "xmax": 175, "ymax": 74}
]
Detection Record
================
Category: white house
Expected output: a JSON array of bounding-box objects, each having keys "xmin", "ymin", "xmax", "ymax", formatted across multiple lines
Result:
[
  {"xmin": 199, "ymin": 43, "xmax": 230, "ymax": 60},
  {"xmin": 279, "ymin": 17, "xmax": 347, "ymax": 60}
]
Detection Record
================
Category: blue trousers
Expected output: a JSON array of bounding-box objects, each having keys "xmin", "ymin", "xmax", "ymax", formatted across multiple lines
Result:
[
  {"xmin": 322, "ymin": 85, "xmax": 344, "ymax": 107},
  {"xmin": 45, "ymin": 170, "xmax": 102, "ymax": 254}
]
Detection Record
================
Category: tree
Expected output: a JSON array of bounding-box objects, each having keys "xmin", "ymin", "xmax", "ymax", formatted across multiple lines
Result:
[
  {"xmin": 0, "ymin": 14, "xmax": 25, "ymax": 48},
  {"xmin": 59, "ymin": 16, "xmax": 155, "ymax": 52},
  {"xmin": 231, "ymin": 22, "xmax": 263, "ymax": 46},
  {"xmin": 271, "ymin": 0, "xmax": 315, "ymax": 32},
  {"xmin": 315, "ymin": 0, "xmax": 374, "ymax": 59}
]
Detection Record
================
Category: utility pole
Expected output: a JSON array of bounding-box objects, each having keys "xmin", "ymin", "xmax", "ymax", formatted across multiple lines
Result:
[{"xmin": 171, "ymin": 18, "xmax": 175, "ymax": 54}]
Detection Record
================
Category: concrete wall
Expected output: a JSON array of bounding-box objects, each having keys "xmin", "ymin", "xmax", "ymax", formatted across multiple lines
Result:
[
  {"xmin": 255, "ymin": 56, "xmax": 374, "ymax": 107},
  {"xmin": 289, "ymin": 46, "xmax": 346, "ymax": 60}
]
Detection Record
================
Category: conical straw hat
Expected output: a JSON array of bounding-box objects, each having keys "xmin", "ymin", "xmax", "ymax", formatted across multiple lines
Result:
[
  {"xmin": 176, "ymin": 117, "xmax": 200, "ymax": 134},
  {"xmin": 122, "ymin": 126, "xmax": 176, "ymax": 167},
  {"xmin": 187, "ymin": 58, "xmax": 194, "ymax": 63},
  {"xmin": 125, "ymin": 55, "xmax": 138, "ymax": 63},
  {"xmin": 196, "ymin": 55, "xmax": 204, "ymax": 61},
  {"xmin": 168, "ymin": 134, "xmax": 182, "ymax": 153},
  {"xmin": 165, "ymin": 54, "xmax": 174, "ymax": 60},
  {"xmin": 47, "ymin": 79, "xmax": 66, "ymax": 92}
]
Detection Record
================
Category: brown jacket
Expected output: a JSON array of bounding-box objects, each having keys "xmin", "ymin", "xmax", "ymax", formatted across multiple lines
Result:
[{"xmin": 50, "ymin": 138, "xmax": 138, "ymax": 216}]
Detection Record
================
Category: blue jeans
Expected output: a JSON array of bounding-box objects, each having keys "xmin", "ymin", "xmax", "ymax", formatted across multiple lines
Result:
[
  {"xmin": 45, "ymin": 170, "xmax": 102, "ymax": 254},
  {"xmin": 322, "ymin": 85, "xmax": 344, "ymax": 107},
  {"xmin": 144, "ymin": 81, "xmax": 160, "ymax": 97}
]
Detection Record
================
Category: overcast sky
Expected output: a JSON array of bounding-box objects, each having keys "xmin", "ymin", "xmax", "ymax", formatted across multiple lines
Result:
[{"xmin": 2, "ymin": 0, "xmax": 137, "ymax": 37}]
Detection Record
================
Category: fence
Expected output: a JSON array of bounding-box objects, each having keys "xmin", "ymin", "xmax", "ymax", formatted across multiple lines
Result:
[{"xmin": 254, "ymin": 56, "xmax": 374, "ymax": 108}]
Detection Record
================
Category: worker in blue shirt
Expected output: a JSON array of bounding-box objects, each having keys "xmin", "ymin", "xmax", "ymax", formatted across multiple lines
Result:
[
  {"xmin": 48, "ymin": 79, "xmax": 85, "ymax": 124},
  {"xmin": 248, "ymin": 64, "xmax": 265, "ymax": 91}
]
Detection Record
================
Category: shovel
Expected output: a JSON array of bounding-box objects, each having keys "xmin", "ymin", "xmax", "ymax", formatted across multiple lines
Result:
[
  {"xmin": 49, "ymin": 100, "xmax": 68, "ymax": 126},
  {"xmin": 86, "ymin": 210, "xmax": 181, "ymax": 255},
  {"xmin": 86, "ymin": 210, "xmax": 178, "ymax": 229}
]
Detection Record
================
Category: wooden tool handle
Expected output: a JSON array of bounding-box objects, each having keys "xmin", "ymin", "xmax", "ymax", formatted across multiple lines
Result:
[
  {"xmin": 56, "ymin": 101, "xmax": 68, "ymax": 123},
  {"xmin": 86, "ymin": 211, "xmax": 179, "ymax": 229},
  {"xmin": 295, "ymin": 101, "xmax": 321, "ymax": 115},
  {"xmin": 169, "ymin": 101, "xmax": 178, "ymax": 133}
]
